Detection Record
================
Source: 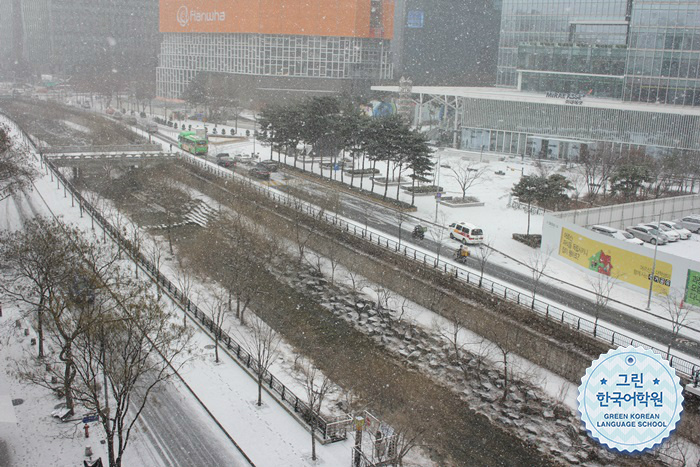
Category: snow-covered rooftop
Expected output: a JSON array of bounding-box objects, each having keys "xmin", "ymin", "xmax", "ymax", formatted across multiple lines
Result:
[{"xmin": 372, "ymin": 85, "xmax": 700, "ymax": 117}]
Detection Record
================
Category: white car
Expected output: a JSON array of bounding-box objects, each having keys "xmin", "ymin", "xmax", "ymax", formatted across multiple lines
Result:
[
  {"xmin": 590, "ymin": 225, "xmax": 644, "ymax": 245},
  {"xmin": 642, "ymin": 222, "xmax": 680, "ymax": 242},
  {"xmin": 658, "ymin": 220, "xmax": 691, "ymax": 240}
]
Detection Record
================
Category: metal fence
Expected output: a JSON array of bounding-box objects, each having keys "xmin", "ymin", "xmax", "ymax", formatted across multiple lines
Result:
[
  {"xmin": 0, "ymin": 115, "xmax": 349, "ymax": 444},
  {"xmin": 178, "ymin": 153, "xmax": 699, "ymax": 381},
  {"xmin": 40, "ymin": 144, "xmax": 163, "ymax": 154}
]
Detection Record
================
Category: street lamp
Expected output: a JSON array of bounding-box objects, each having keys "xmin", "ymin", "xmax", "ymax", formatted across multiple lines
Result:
[
  {"xmin": 434, "ymin": 152, "xmax": 442, "ymax": 222},
  {"xmin": 646, "ymin": 212, "xmax": 662, "ymax": 310}
]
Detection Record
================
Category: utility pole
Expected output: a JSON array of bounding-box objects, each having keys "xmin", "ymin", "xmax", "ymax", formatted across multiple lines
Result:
[
  {"xmin": 646, "ymin": 212, "xmax": 662, "ymax": 310},
  {"xmin": 434, "ymin": 152, "xmax": 442, "ymax": 222}
]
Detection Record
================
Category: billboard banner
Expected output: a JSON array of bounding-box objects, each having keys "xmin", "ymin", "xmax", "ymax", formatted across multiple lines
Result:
[
  {"xmin": 685, "ymin": 269, "xmax": 700, "ymax": 307},
  {"xmin": 160, "ymin": 0, "xmax": 394, "ymax": 39},
  {"xmin": 559, "ymin": 228, "xmax": 672, "ymax": 295}
]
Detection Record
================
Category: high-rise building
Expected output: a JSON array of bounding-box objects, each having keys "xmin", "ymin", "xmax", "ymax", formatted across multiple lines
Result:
[
  {"xmin": 8, "ymin": 0, "xmax": 159, "ymax": 80},
  {"xmin": 497, "ymin": 0, "xmax": 700, "ymax": 106},
  {"xmin": 391, "ymin": 0, "xmax": 501, "ymax": 86},
  {"xmin": 156, "ymin": 0, "xmax": 395, "ymax": 100}
]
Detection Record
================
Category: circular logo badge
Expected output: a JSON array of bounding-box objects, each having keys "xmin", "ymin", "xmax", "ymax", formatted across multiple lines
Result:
[
  {"xmin": 177, "ymin": 6, "xmax": 189, "ymax": 27},
  {"xmin": 578, "ymin": 346, "xmax": 683, "ymax": 453}
]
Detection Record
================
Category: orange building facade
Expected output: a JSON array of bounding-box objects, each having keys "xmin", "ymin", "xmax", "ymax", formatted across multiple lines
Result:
[
  {"xmin": 157, "ymin": 0, "xmax": 396, "ymax": 99},
  {"xmin": 160, "ymin": 0, "xmax": 394, "ymax": 39}
]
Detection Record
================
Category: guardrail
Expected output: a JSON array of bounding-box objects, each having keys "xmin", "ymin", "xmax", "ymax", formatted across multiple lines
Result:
[
  {"xmin": 179, "ymin": 153, "xmax": 699, "ymax": 381},
  {"xmin": 2, "ymin": 114, "xmax": 349, "ymax": 444},
  {"xmin": 41, "ymin": 144, "xmax": 163, "ymax": 154}
]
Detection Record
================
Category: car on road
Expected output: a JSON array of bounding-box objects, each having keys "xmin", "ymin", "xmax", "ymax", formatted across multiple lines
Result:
[
  {"xmin": 81, "ymin": 101, "xmax": 90, "ymax": 109},
  {"xmin": 249, "ymin": 167, "xmax": 271, "ymax": 180},
  {"xmin": 658, "ymin": 220, "xmax": 692, "ymax": 239},
  {"xmin": 125, "ymin": 116, "xmax": 138, "ymax": 125},
  {"xmin": 642, "ymin": 222, "xmax": 682, "ymax": 242},
  {"xmin": 448, "ymin": 222, "xmax": 484, "ymax": 245},
  {"xmin": 215, "ymin": 153, "xmax": 234, "ymax": 168},
  {"xmin": 145, "ymin": 122, "xmax": 158, "ymax": 134},
  {"xmin": 676, "ymin": 215, "xmax": 700, "ymax": 233},
  {"xmin": 112, "ymin": 112, "xmax": 122, "ymax": 120},
  {"xmin": 257, "ymin": 160, "xmax": 279, "ymax": 172},
  {"xmin": 590, "ymin": 225, "xmax": 644, "ymax": 245},
  {"xmin": 625, "ymin": 225, "xmax": 668, "ymax": 245}
]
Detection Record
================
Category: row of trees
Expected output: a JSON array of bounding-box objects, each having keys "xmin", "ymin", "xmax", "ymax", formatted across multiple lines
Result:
[
  {"xmin": 257, "ymin": 96, "xmax": 434, "ymax": 205},
  {"xmin": 0, "ymin": 218, "xmax": 191, "ymax": 467},
  {"xmin": 578, "ymin": 147, "xmax": 700, "ymax": 201},
  {"xmin": 0, "ymin": 123, "xmax": 35, "ymax": 202}
]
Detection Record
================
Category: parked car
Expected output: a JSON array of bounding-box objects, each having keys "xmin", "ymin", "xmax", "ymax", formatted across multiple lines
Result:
[
  {"xmin": 641, "ymin": 222, "xmax": 680, "ymax": 242},
  {"xmin": 676, "ymin": 215, "xmax": 700, "ymax": 233},
  {"xmin": 81, "ymin": 101, "xmax": 90, "ymax": 109},
  {"xmin": 625, "ymin": 225, "xmax": 668, "ymax": 245},
  {"xmin": 215, "ymin": 153, "xmax": 234, "ymax": 168},
  {"xmin": 658, "ymin": 220, "xmax": 692, "ymax": 240},
  {"xmin": 112, "ymin": 112, "xmax": 122, "ymax": 120},
  {"xmin": 124, "ymin": 116, "xmax": 138, "ymax": 125},
  {"xmin": 590, "ymin": 225, "xmax": 644, "ymax": 245},
  {"xmin": 448, "ymin": 222, "xmax": 484, "ymax": 245},
  {"xmin": 145, "ymin": 122, "xmax": 158, "ymax": 134},
  {"xmin": 257, "ymin": 160, "xmax": 279, "ymax": 172},
  {"xmin": 249, "ymin": 167, "xmax": 270, "ymax": 180}
]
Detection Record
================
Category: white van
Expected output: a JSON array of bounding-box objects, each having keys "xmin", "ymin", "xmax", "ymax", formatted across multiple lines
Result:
[{"xmin": 449, "ymin": 222, "xmax": 484, "ymax": 244}]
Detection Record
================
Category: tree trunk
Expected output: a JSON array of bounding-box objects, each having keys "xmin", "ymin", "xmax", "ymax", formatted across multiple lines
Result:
[
  {"xmin": 360, "ymin": 155, "xmax": 366, "ymax": 190},
  {"xmin": 396, "ymin": 163, "xmax": 403, "ymax": 200},
  {"xmin": 411, "ymin": 178, "xmax": 416, "ymax": 206},
  {"xmin": 63, "ymin": 352, "xmax": 74, "ymax": 411},
  {"xmin": 257, "ymin": 375, "xmax": 263, "ymax": 406},
  {"xmin": 311, "ymin": 419, "xmax": 317, "ymax": 460},
  {"xmin": 214, "ymin": 334, "xmax": 220, "ymax": 363},
  {"xmin": 382, "ymin": 159, "xmax": 391, "ymax": 200},
  {"xmin": 37, "ymin": 298, "xmax": 44, "ymax": 358},
  {"xmin": 526, "ymin": 202, "xmax": 531, "ymax": 236}
]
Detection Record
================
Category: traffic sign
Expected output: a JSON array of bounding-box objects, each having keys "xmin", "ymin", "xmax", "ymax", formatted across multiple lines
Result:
[{"xmin": 82, "ymin": 414, "xmax": 99, "ymax": 423}]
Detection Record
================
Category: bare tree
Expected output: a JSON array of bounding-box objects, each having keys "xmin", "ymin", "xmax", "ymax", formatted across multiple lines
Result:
[
  {"xmin": 488, "ymin": 322, "xmax": 522, "ymax": 401},
  {"xmin": 205, "ymin": 289, "xmax": 230, "ymax": 363},
  {"xmin": 0, "ymin": 218, "xmax": 79, "ymax": 358},
  {"xmin": 588, "ymin": 272, "xmax": 619, "ymax": 337},
  {"xmin": 384, "ymin": 415, "xmax": 425, "ymax": 467},
  {"xmin": 527, "ymin": 248, "xmax": 552, "ymax": 308},
  {"xmin": 71, "ymin": 290, "xmax": 192, "ymax": 467},
  {"xmin": 474, "ymin": 241, "xmax": 495, "ymax": 287},
  {"xmin": 0, "ymin": 123, "xmax": 36, "ymax": 202},
  {"xmin": 301, "ymin": 359, "xmax": 332, "ymax": 462},
  {"xmin": 241, "ymin": 316, "xmax": 281, "ymax": 406},
  {"xmin": 290, "ymin": 197, "xmax": 315, "ymax": 264},
  {"xmin": 428, "ymin": 215, "xmax": 449, "ymax": 266},
  {"xmin": 140, "ymin": 166, "xmax": 192, "ymax": 254},
  {"xmin": 174, "ymin": 259, "xmax": 195, "ymax": 327},
  {"xmin": 447, "ymin": 161, "xmax": 489, "ymax": 200},
  {"xmin": 658, "ymin": 292, "xmax": 693, "ymax": 358}
]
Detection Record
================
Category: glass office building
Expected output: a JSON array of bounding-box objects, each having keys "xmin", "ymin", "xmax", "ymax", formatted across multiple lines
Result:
[
  {"xmin": 372, "ymin": 85, "xmax": 700, "ymax": 160},
  {"xmin": 497, "ymin": 0, "xmax": 700, "ymax": 106}
]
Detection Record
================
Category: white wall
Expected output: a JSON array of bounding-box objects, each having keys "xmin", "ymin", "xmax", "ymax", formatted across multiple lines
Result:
[
  {"xmin": 542, "ymin": 213, "xmax": 700, "ymax": 299},
  {"xmin": 555, "ymin": 193, "xmax": 700, "ymax": 230}
]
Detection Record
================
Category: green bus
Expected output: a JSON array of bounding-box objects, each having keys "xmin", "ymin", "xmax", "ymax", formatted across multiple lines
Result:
[{"xmin": 178, "ymin": 131, "xmax": 208, "ymax": 155}]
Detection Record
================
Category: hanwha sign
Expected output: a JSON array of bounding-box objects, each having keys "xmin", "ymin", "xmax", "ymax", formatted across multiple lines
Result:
[
  {"xmin": 176, "ymin": 5, "xmax": 189, "ymax": 27},
  {"xmin": 159, "ymin": 0, "xmax": 394, "ymax": 39}
]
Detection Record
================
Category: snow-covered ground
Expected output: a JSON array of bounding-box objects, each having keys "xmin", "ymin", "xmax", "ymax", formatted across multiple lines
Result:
[{"xmin": 0, "ymin": 116, "xmax": 433, "ymax": 467}]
